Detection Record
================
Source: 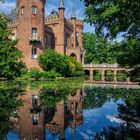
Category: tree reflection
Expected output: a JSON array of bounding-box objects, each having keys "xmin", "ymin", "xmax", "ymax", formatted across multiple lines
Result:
[
  {"xmin": 0, "ymin": 81, "xmax": 23, "ymax": 140},
  {"xmin": 84, "ymin": 87, "xmax": 140, "ymax": 140},
  {"xmin": 83, "ymin": 87, "xmax": 140, "ymax": 109}
]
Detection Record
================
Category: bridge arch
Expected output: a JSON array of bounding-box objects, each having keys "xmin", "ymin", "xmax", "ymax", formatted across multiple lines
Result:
[{"xmin": 84, "ymin": 70, "xmax": 90, "ymax": 75}]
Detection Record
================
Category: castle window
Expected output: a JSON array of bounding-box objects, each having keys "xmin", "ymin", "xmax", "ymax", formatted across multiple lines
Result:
[
  {"xmin": 76, "ymin": 32, "xmax": 79, "ymax": 48},
  {"xmin": 32, "ymin": 6, "xmax": 37, "ymax": 15},
  {"xmin": 21, "ymin": 6, "xmax": 25, "ymax": 15},
  {"xmin": 32, "ymin": 28, "xmax": 37, "ymax": 36},
  {"xmin": 45, "ymin": 36, "xmax": 47, "ymax": 44},
  {"xmin": 32, "ymin": 47, "xmax": 37, "ymax": 59}
]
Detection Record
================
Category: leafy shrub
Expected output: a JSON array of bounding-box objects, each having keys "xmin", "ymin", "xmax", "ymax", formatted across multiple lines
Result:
[
  {"xmin": 130, "ymin": 66, "xmax": 140, "ymax": 82},
  {"xmin": 40, "ymin": 70, "xmax": 61, "ymax": 78},
  {"xmin": 105, "ymin": 75, "xmax": 113, "ymax": 81},
  {"xmin": 117, "ymin": 76, "xmax": 126, "ymax": 82},
  {"xmin": 38, "ymin": 49, "xmax": 84, "ymax": 77},
  {"xmin": 27, "ymin": 69, "xmax": 41, "ymax": 80}
]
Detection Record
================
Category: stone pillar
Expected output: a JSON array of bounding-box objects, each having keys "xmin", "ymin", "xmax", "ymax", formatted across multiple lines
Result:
[
  {"xmin": 114, "ymin": 70, "xmax": 117, "ymax": 82},
  {"xmin": 82, "ymin": 50, "xmax": 85, "ymax": 65},
  {"xmin": 90, "ymin": 70, "xmax": 93, "ymax": 81},
  {"xmin": 126, "ymin": 77, "xmax": 130, "ymax": 84},
  {"xmin": 90, "ymin": 70, "xmax": 93, "ymax": 76}
]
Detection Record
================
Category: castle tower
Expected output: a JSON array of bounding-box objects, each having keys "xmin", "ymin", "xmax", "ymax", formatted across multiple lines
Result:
[
  {"xmin": 57, "ymin": 0, "xmax": 65, "ymax": 55},
  {"xmin": 17, "ymin": 0, "xmax": 46, "ymax": 69},
  {"xmin": 70, "ymin": 7, "xmax": 77, "ymax": 49}
]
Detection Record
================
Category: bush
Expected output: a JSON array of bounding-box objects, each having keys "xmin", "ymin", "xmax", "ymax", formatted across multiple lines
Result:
[
  {"xmin": 21, "ymin": 69, "xmax": 62, "ymax": 79},
  {"xmin": 27, "ymin": 69, "xmax": 41, "ymax": 80},
  {"xmin": 40, "ymin": 70, "xmax": 61, "ymax": 78},
  {"xmin": 130, "ymin": 66, "xmax": 140, "ymax": 82},
  {"xmin": 38, "ymin": 49, "xmax": 84, "ymax": 77}
]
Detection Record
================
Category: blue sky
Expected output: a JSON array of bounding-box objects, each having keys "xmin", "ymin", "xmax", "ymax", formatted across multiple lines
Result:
[{"xmin": 0, "ymin": 0, "xmax": 94, "ymax": 33}]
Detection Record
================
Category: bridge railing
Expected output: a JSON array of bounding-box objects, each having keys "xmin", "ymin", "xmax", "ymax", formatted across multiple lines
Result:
[{"xmin": 83, "ymin": 63, "xmax": 119, "ymax": 68}]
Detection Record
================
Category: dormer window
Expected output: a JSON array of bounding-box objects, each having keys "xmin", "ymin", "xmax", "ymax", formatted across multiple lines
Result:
[
  {"xmin": 21, "ymin": 6, "xmax": 25, "ymax": 15},
  {"xmin": 32, "ymin": 6, "xmax": 37, "ymax": 15}
]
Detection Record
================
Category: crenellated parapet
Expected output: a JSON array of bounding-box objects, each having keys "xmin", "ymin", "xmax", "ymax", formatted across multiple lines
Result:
[
  {"xmin": 76, "ymin": 19, "xmax": 83, "ymax": 28},
  {"xmin": 45, "ymin": 16, "xmax": 59, "ymax": 23},
  {"xmin": 7, "ymin": 20, "xmax": 18, "ymax": 29}
]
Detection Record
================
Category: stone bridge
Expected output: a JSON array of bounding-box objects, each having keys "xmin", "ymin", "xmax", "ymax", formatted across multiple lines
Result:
[{"xmin": 83, "ymin": 64, "xmax": 134, "ymax": 84}]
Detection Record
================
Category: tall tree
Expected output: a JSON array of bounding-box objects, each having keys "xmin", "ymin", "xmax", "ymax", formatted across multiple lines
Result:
[
  {"xmin": 0, "ymin": 14, "xmax": 24, "ymax": 79},
  {"xmin": 82, "ymin": 0, "xmax": 139, "ymax": 39},
  {"xmin": 82, "ymin": 0, "xmax": 140, "ymax": 64},
  {"xmin": 82, "ymin": 0, "xmax": 140, "ymax": 78},
  {"xmin": 83, "ymin": 32, "xmax": 119, "ymax": 64}
]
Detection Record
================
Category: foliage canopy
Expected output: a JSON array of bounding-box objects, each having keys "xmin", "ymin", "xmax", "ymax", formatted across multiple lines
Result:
[
  {"xmin": 0, "ymin": 14, "xmax": 25, "ymax": 79},
  {"xmin": 83, "ymin": 32, "xmax": 119, "ymax": 64}
]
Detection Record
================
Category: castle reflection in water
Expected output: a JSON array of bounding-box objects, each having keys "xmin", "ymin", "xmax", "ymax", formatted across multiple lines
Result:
[{"xmin": 14, "ymin": 88, "xmax": 83, "ymax": 140}]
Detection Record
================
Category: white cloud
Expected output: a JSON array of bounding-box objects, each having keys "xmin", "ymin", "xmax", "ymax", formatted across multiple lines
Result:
[
  {"xmin": 0, "ymin": 1, "xmax": 16, "ymax": 13},
  {"xmin": 106, "ymin": 115, "xmax": 124, "ymax": 124}
]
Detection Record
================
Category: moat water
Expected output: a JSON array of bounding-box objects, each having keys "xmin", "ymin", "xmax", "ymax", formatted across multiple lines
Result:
[{"xmin": 0, "ymin": 79, "xmax": 140, "ymax": 140}]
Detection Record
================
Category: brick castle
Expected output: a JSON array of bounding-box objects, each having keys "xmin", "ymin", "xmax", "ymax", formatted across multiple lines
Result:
[{"xmin": 7, "ymin": 0, "xmax": 84, "ymax": 69}]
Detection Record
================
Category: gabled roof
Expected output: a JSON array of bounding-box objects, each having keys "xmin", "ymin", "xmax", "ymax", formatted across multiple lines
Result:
[
  {"xmin": 6, "ymin": 9, "xmax": 18, "ymax": 21},
  {"xmin": 46, "ymin": 10, "xmax": 59, "ymax": 18}
]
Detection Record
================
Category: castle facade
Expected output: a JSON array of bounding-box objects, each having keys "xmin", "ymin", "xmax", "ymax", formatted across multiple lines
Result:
[{"xmin": 7, "ymin": 0, "xmax": 84, "ymax": 69}]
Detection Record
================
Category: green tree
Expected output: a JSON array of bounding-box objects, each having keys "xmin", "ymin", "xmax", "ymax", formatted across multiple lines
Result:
[
  {"xmin": 82, "ymin": 0, "xmax": 140, "ymax": 79},
  {"xmin": 82, "ymin": 0, "xmax": 139, "ymax": 39},
  {"xmin": 83, "ymin": 33, "xmax": 119, "ymax": 64},
  {"xmin": 38, "ymin": 49, "xmax": 84, "ymax": 77},
  {"xmin": 0, "ymin": 14, "xmax": 25, "ymax": 79}
]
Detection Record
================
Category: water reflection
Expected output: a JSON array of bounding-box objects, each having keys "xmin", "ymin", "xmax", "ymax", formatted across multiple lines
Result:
[
  {"xmin": 45, "ymin": 89, "xmax": 83, "ymax": 140},
  {"xmin": 0, "ymin": 81, "xmax": 140, "ymax": 140},
  {"xmin": 0, "ymin": 81, "xmax": 23, "ymax": 140},
  {"xmin": 18, "ymin": 89, "xmax": 45, "ymax": 140}
]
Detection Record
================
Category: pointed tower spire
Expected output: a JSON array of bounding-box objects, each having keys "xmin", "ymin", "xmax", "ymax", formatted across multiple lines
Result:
[
  {"xmin": 59, "ymin": 0, "xmax": 65, "ymax": 9},
  {"xmin": 71, "ymin": 7, "xmax": 76, "ymax": 19}
]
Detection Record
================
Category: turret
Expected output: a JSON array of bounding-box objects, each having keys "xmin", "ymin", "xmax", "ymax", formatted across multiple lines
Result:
[
  {"xmin": 17, "ymin": 0, "xmax": 46, "ymax": 69},
  {"xmin": 70, "ymin": 7, "xmax": 77, "ymax": 49},
  {"xmin": 71, "ymin": 7, "xmax": 76, "ymax": 19},
  {"xmin": 58, "ymin": 0, "xmax": 65, "ymax": 20},
  {"xmin": 57, "ymin": 0, "xmax": 65, "ymax": 54}
]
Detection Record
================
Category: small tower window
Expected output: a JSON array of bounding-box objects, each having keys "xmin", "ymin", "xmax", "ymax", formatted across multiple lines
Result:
[
  {"xmin": 21, "ymin": 6, "xmax": 25, "ymax": 15},
  {"xmin": 32, "ymin": 28, "xmax": 37, "ymax": 36},
  {"xmin": 32, "ymin": 47, "xmax": 37, "ymax": 59},
  {"xmin": 45, "ymin": 36, "xmax": 47, "ymax": 44},
  {"xmin": 32, "ymin": 6, "xmax": 37, "ymax": 15}
]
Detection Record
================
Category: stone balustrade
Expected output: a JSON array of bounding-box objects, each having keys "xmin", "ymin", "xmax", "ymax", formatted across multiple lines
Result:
[
  {"xmin": 83, "ymin": 63, "xmax": 119, "ymax": 68},
  {"xmin": 29, "ymin": 35, "xmax": 41, "ymax": 43}
]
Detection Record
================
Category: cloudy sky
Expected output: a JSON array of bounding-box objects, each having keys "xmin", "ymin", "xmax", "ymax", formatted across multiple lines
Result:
[{"xmin": 0, "ymin": 0, "xmax": 94, "ymax": 33}]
